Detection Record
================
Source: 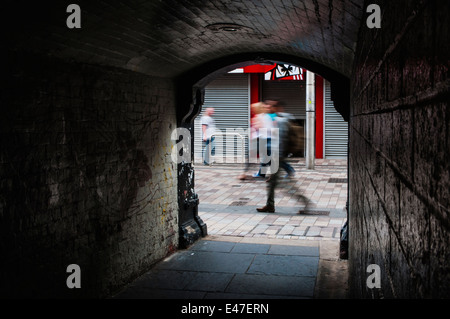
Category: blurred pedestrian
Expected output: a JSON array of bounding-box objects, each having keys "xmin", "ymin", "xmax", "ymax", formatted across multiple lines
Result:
[
  {"xmin": 263, "ymin": 99, "xmax": 295, "ymax": 180},
  {"xmin": 201, "ymin": 107, "xmax": 216, "ymax": 165},
  {"xmin": 252, "ymin": 101, "xmax": 274, "ymax": 178},
  {"xmin": 257, "ymin": 99, "xmax": 310, "ymax": 213},
  {"xmin": 239, "ymin": 102, "xmax": 264, "ymax": 180}
]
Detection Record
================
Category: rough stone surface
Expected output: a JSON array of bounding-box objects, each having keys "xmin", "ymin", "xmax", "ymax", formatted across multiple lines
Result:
[
  {"xmin": 0, "ymin": 52, "xmax": 178, "ymax": 298},
  {"xmin": 349, "ymin": 0, "xmax": 449, "ymax": 298},
  {"xmin": 0, "ymin": 0, "xmax": 448, "ymax": 299},
  {"xmin": 2, "ymin": 0, "xmax": 363, "ymax": 79}
]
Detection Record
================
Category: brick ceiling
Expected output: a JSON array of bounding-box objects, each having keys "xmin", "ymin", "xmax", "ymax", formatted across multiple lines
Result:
[{"xmin": 3, "ymin": 0, "xmax": 365, "ymax": 79}]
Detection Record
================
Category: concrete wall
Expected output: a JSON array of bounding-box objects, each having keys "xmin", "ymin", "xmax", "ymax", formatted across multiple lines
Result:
[
  {"xmin": 349, "ymin": 0, "xmax": 449, "ymax": 298},
  {"xmin": 0, "ymin": 51, "xmax": 179, "ymax": 298}
]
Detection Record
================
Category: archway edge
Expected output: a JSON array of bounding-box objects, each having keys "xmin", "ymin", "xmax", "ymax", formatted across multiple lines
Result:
[{"xmin": 174, "ymin": 51, "xmax": 350, "ymax": 123}]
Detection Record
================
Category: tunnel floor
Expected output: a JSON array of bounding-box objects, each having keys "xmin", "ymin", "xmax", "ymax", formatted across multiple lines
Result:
[
  {"xmin": 114, "ymin": 240, "xmax": 320, "ymax": 299},
  {"xmin": 113, "ymin": 159, "xmax": 348, "ymax": 299}
]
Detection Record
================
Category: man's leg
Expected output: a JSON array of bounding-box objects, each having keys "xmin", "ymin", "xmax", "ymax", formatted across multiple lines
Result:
[
  {"xmin": 210, "ymin": 137, "xmax": 215, "ymax": 157},
  {"xmin": 257, "ymin": 156, "xmax": 281, "ymax": 213},
  {"xmin": 281, "ymin": 160, "xmax": 295, "ymax": 176},
  {"xmin": 266, "ymin": 169, "xmax": 279, "ymax": 208},
  {"xmin": 203, "ymin": 139, "xmax": 211, "ymax": 165}
]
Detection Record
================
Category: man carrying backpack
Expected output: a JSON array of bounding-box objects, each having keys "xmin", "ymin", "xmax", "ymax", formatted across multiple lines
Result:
[
  {"xmin": 274, "ymin": 101, "xmax": 296, "ymax": 177},
  {"xmin": 257, "ymin": 99, "xmax": 309, "ymax": 213},
  {"xmin": 266, "ymin": 99, "xmax": 296, "ymax": 177}
]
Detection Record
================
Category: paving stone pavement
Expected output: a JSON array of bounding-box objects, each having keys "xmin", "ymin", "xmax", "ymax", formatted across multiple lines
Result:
[
  {"xmin": 114, "ymin": 240, "xmax": 321, "ymax": 299},
  {"xmin": 195, "ymin": 159, "xmax": 348, "ymax": 241},
  {"xmin": 113, "ymin": 159, "xmax": 349, "ymax": 300}
]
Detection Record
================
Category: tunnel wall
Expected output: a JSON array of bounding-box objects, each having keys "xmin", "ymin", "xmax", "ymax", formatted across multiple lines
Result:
[
  {"xmin": 349, "ymin": 0, "xmax": 449, "ymax": 298},
  {"xmin": 0, "ymin": 51, "xmax": 179, "ymax": 298}
]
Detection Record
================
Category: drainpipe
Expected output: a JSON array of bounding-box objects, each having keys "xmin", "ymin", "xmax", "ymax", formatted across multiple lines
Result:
[{"xmin": 306, "ymin": 70, "xmax": 315, "ymax": 170}]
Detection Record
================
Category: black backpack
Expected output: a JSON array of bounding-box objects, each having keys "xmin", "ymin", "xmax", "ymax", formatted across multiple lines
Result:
[{"xmin": 286, "ymin": 119, "xmax": 304, "ymax": 154}]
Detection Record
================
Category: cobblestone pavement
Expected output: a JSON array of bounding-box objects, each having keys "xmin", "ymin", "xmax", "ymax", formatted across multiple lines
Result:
[{"xmin": 195, "ymin": 159, "xmax": 348, "ymax": 241}]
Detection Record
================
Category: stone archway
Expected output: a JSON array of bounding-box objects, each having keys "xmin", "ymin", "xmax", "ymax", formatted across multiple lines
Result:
[{"xmin": 174, "ymin": 52, "xmax": 351, "ymax": 248}]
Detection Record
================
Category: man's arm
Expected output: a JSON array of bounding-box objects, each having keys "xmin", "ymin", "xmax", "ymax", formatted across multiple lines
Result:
[{"xmin": 202, "ymin": 124, "xmax": 207, "ymax": 141}]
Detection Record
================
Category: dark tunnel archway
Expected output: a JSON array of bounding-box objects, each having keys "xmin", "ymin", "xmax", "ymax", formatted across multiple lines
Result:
[
  {"xmin": 1, "ymin": 0, "xmax": 448, "ymax": 300},
  {"xmin": 175, "ymin": 52, "xmax": 351, "ymax": 125}
]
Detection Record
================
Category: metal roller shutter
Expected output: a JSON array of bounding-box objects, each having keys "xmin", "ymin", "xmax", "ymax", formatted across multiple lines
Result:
[
  {"xmin": 324, "ymin": 80, "xmax": 348, "ymax": 158},
  {"xmin": 262, "ymin": 80, "xmax": 306, "ymax": 119},
  {"xmin": 194, "ymin": 74, "xmax": 250, "ymax": 163},
  {"xmin": 261, "ymin": 79, "xmax": 306, "ymax": 157}
]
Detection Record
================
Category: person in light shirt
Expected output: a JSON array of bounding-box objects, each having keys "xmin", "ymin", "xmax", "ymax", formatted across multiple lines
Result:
[
  {"xmin": 252, "ymin": 101, "xmax": 274, "ymax": 178},
  {"xmin": 201, "ymin": 107, "xmax": 216, "ymax": 165},
  {"xmin": 239, "ymin": 102, "xmax": 270, "ymax": 180}
]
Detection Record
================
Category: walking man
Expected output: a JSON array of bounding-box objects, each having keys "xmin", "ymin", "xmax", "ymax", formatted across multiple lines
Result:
[
  {"xmin": 201, "ymin": 107, "xmax": 216, "ymax": 165},
  {"xmin": 257, "ymin": 99, "xmax": 310, "ymax": 213}
]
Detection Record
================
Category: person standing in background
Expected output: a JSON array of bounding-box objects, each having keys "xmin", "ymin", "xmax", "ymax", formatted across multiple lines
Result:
[{"xmin": 201, "ymin": 107, "xmax": 216, "ymax": 165}]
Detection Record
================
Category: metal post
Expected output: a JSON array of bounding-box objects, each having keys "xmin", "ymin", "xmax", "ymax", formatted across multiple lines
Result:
[{"xmin": 306, "ymin": 70, "xmax": 315, "ymax": 170}]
